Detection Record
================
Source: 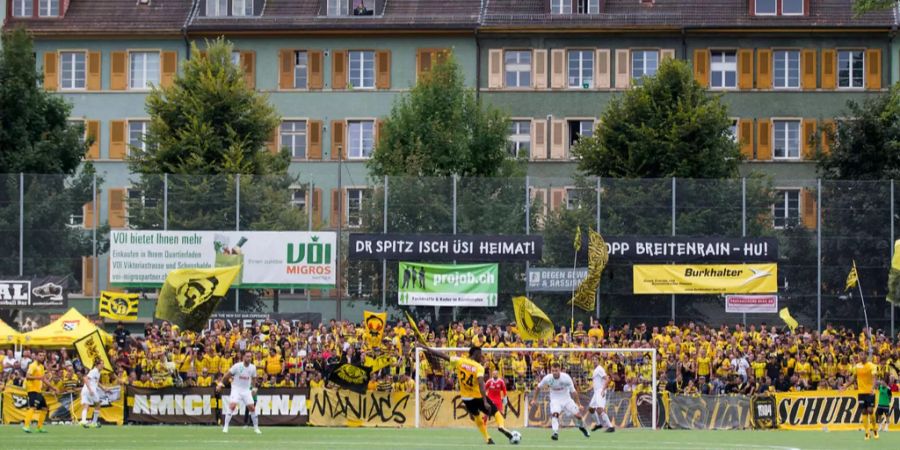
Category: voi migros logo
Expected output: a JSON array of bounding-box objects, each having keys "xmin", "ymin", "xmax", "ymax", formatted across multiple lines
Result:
[{"xmin": 286, "ymin": 235, "xmax": 333, "ymax": 275}]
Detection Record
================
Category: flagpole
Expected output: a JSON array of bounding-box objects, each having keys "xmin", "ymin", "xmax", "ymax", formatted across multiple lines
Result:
[
  {"xmin": 571, "ymin": 250, "xmax": 577, "ymax": 333},
  {"xmin": 856, "ymin": 275, "xmax": 872, "ymax": 358}
]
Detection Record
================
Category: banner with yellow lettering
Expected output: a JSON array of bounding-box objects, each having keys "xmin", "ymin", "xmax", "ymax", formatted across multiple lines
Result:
[
  {"xmin": 775, "ymin": 390, "xmax": 900, "ymax": 431},
  {"xmin": 2, "ymin": 385, "xmax": 123, "ymax": 425},
  {"xmin": 633, "ymin": 264, "xmax": 778, "ymax": 295}
]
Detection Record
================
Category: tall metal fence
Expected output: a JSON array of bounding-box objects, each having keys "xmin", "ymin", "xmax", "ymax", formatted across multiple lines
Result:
[{"xmin": 0, "ymin": 173, "xmax": 896, "ymax": 336}]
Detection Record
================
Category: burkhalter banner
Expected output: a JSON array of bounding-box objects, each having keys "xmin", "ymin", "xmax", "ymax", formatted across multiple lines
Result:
[{"xmin": 633, "ymin": 263, "xmax": 777, "ymax": 295}]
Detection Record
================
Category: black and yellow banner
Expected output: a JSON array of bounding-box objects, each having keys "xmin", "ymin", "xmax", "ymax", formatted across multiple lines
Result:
[
  {"xmin": 512, "ymin": 296, "xmax": 554, "ymax": 341},
  {"xmin": 155, "ymin": 265, "xmax": 240, "ymax": 331},
  {"xmin": 666, "ymin": 394, "xmax": 750, "ymax": 430},
  {"xmin": 775, "ymin": 390, "xmax": 900, "ymax": 431},
  {"xmin": 326, "ymin": 363, "xmax": 372, "ymax": 394},
  {"xmin": 99, "ymin": 291, "xmax": 139, "ymax": 321},
  {"xmin": 633, "ymin": 263, "xmax": 778, "ymax": 295},
  {"xmin": 2, "ymin": 385, "xmax": 124, "ymax": 425},
  {"xmin": 570, "ymin": 229, "xmax": 608, "ymax": 312},
  {"xmin": 74, "ymin": 330, "xmax": 114, "ymax": 372}
]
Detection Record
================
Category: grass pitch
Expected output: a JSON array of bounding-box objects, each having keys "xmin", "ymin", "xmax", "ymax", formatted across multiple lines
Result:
[{"xmin": 1, "ymin": 425, "xmax": 898, "ymax": 450}]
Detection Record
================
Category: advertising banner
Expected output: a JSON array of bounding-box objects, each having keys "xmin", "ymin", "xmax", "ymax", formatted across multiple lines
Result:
[
  {"xmin": 528, "ymin": 391, "xmax": 660, "ymax": 429},
  {"xmin": 526, "ymin": 268, "xmax": 588, "ymax": 292},
  {"xmin": 2, "ymin": 385, "xmax": 124, "ymax": 425},
  {"xmin": 775, "ymin": 390, "xmax": 900, "ymax": 431},
  {"xmin": 398, "ymin": 262, "xmax": 498, "ymax": 307},
  {"xmin": 126, "ymin": 386, "xmax": 217, "ymax": 424},
  {"xmin": 208, "ymin": 312, "xmax": 323, "ymax": 330},
  {"xmin": 751, "ymin": 395, "xmax": 776, "ymax": 429},
  {"xmin": 0, "ymin": 276, "xmax": 69, "ymax": 308},
  {"xmin": 349, "ymin": 234, "xmax": 542, "ymax": 262},
  {"xmin": 223, "ymin": 387, "xmax": 309, "ymax": 426},
  {"xmin": 725, "ymin": 295, "xmax": 778, "ymax": 313},
  {"xmin": 594, "ymin": 236, "xmax": 778, "ymax": 262},
  {"xmin": 110, "ymin": 231, "xmax": 336, "ymax": 288},
  {"xmin": 633, "ymin": 264, "xmax": 778, "ymax": 295},
  {"xmin": 666, "ymin": 394, "xmax": 751, "ymax": 430}
]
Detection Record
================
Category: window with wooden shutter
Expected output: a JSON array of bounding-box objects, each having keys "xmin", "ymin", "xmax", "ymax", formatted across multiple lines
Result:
[
  {"xmin": 330, "ymin": 189, "xmax": 342, "ymax": 228},
  {"xmin": 331, "ymin": 120, "xmax": 345, "ymax": 160},
  {"xmin": 615, "ymin": 49, "xmax": 630, "ymax": 89},
  {"xmin": 83, "ymin": 201, "xmax": 95, "ymax": 229},
  {"xmin": 550, "ymin": 49, "xmax": 566, "ymax": 89},
  {"xmin": 332, "ymin": 50, "xmax": 347, "ymax": 90},
  {"xmin": 549, "ymin": 188, "xmax": 566, "ymax": 212},
  {"xmin": 821, "ymin": 49, "xmax": 836, "ymax": 89},
  {"xmin": 531, "ymin": 119, "xmax": 547, "ymax": 160},
  {"xmin": 266, "ymin": 127, "xmax": 279, "ymax": 154},
  {"xmin": 801, "ymin": 49, "xmax": 816, "ymax": 90},
  {"xmin": 375, "ymin": 50, "xmax": 391, "ymax": 89},
  {"xmin": 801, "ymin": 188, "xmax": 817, "ymax": 230},
  {"xmin": 43, "ymin": 52, "xmax": 58, "ymax": 91},
  {"xmin": 86, "ymin": 120, "xmax": 100, "ymax": 159},
  {"xmin": 375, "ymin": 119, "xmax": 384, "ymax": 149},
  {"xmin": 279, "ymin": 49, "xmax": 294, "ymax": 89},
  {"xmin": 308, "ymin": 120, "xmax": 323, "ymax": 160},
  {"xmin": 660, "ymin": 49, "xmax": 675, "ymax": 61},
  {"xmin": 550, "ymin": 119, "xmax": 566, "ymax": 159},
  {"xmin": 110, "ymin": 51, "xmax": 127, "ymax": 90},
  {"xmin": 109, "ymin": 120, "xmax": 126, "ymax": 159},
  {"xmin": 308, "ymin": 50, "xmax": 323, "ymax": 89},
  {"xmin": 756, "ymin": 49, "xmax": 772, "ymax": 89},
  {"xmin": 595, "ymin": 49, "xmax": 610, "ymax": 89},
  {"xmin": 866, "ymin": 48, "xmax": 881, "ymax": 90},
  {"xmin": 311, "ymin": 188, "xmax": 323, "ymax": 228},
  {"xmin": 739, "ymin": 119, "xmax": 754, "ymax": 159},
  {"xmin": 82, "ymin": 256, "xmax": 96, "ymax": 296},
  {"xmin": 417, "ymin": 49, "xmax": 433, "ymax": 80},
  {"xmin": 87, "ymin": 51, "xmax": 101, "ymax": 91},
  {"xmin": 108, "ymin": 188, "xmax": 127, "ymax": 228},
  {"xmin": 693, "ymin": 49, "xmax": 709, "ymax": 87},
  {"xmin": 530, "ymin": 188, "xmax": 548, "ymax": 225},
  {"xmin": 160, "ymin": 51, "xmax": 177, "ymax": 88},
  {"xmin": 533, "ymin": 49, "xmax": 548, "ymax": 89},
  {"xmin": 738, "ymin": 49, "xmax": 753, "ymax": 89},
  {"xmin": 240, "ymin": 50, "xmax": 256, "ymax": 89},
  {"xmin": 822, "ymin": 119, "xmax": 835, "ymax": 154},
  {"xmin": 488, "ymin": 49, "xmax": 503, "ymax": 89},
  {"xmin": 757, "ymin": 119, "xmax": 772, "ymax": 160},
  {"xmin": 801, "ymin": 119, "xmax": 817, "ymax": 159}
]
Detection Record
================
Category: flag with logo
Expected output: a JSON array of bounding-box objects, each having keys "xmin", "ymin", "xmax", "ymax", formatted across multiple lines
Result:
[
  {"xmin": 845, "ymin": 260, "xmax": 859, "ymax": 292},
  {"xmin": 570, "ymin": 229, "xmax": 609, "ymax": 312},
  {"xmin": 363, "ymin": 354, "xmax": 395, "ymax": 373},
  {"xmin": 779, "ymin": 308, "xmax": 799, "ymax": 332},
  {"xmin": 573, "ymin": 226, "xmax": 582, "ymax": 253},
  {"xmin": 404, "ymin": 311, "xmax": 428, "ymax": 345},
  {"xmin": 363, "ymin": 310, "xmax": 387, "ymax": 348},
  {"xmin": 512, "ymin": 296, "xmax": 555, "ymax": 341},
  {"xmin": 325, "ymin": 362, "xmax": 372, "ymax": 394},
  {"xmin": 888, "ymin": 240, "xmax": 900, "ymax": 304},
  {"xmin": 99, "ymin": 291, "xmax": 139, "ymax": 321},
  {"xmin": 154, "ymin": 265, "xmax": 241, "ymax": 332},
  {"xmin": 74, "ymin": 330, "xmax": 114, "ymax": 372}
]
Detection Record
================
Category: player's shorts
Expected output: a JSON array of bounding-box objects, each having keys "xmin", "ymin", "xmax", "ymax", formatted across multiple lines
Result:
[
  {"xmin": 858, "ymin": 394, "xmax": 875, "ymax": 409},
  {"xmin": 550, "ymin": 398, "xmax": 581, "ymax": 417},
  {"xmin": 462, "ymin": 397, "xmax": 499, "ymax": 417},
  {"xmin": 228, "ymin": 390, "xmax": 255, "ymax": 407},
  {"xmin": 876, "ymin": 405, "xmax": 890, "ymax": 417},
  {"xmin": 589, "ymin": 390, "xmax": 607, "ymax": 409},
  {"xmin": 80, "ymin": 387, "xmax": 100, "ymax": 406},
  {"xmin": 27, "ymin": 392, "xmax": 47, "ymax": 409}
]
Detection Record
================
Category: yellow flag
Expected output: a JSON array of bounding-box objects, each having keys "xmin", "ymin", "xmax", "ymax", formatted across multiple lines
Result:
[
  {"xmin": 570, "ymin": 229, "xmax": 609, "ymax": 312},
  {"xmin": 364, "ymin": 354, "xmax": 394, "ymax": 372},
  {"xmin": 512, "ymin": 296, "xmax": 554, "ymax": 341},
  {"xmin": 404, "ymin": 311, "xmax": 428, "ymax": 345},
  {"xmin": 573, "ymin": 226, "xmax": 582, "ymax": 253},
  {"xmin": 364, "ymin": 310, "xmax": 387, "ymax": 348},
  {"xmin": 779, "ymin": 307, "xmax": 799, "ymax": 332},
  {"xmin": 155, "ymin": 265, "xmax": 241, "ymax": 331},
  {"xmin": 74, "ymin": 330, "xmax": 114, "ymax": 372},
  {"xmin": 845, "ymin": 260, "xmax": 859, "ymax": 291},
  {"xmin": 99, "ymin": 291, "xmax": 139, "ymax": 321},
  {"xmin": 888, "ymin": 241, "xmax": 900, "ymax": 304}
]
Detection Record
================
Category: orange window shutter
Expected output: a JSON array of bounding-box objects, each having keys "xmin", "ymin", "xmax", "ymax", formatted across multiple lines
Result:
[
  {"xmin": 821, "ymin": 49, "xmax": 836, "ymax": 89},
  {"xmin": 43, "ymin": 52, "xmax": 58, "ymax": 91},
  {"xmin": 308, "ymin": 120, "xmax": 323, "ymax": 160},
  {"xmin": 87, "ymin": 51, "xmax": 101, "ymax": 91},
  {"xmin": 332, "ymin": 50, "xmax": 347, "ymax": 90},
  {"xmin": 550, "ymin": 188, "xmax": 565, "ymax": 211},
  {"xmin": 240, "ymin": 51, "xmax": 256, "ymax": 89},
  {"xmin": 82, "ymin": 256, "xmax": 96, "ymax": 296},
  {"xmin": 330, "ymin": 189, "xmax": 341, "ymax": 228},
  {"xmin": 739, "ymin": 119, "xmax": 754, "ymax": 159},
  {"xmin": 531, "ymin": 119, "xmax": 547, "ymax": 160},
  {"xmin": 417, "ymin": 49, "xmax": 433, "ymax": 79},
  {"xmin": 801, "ymin": 189, "xmax": 818, "ymax": 230},
  {"xmin": 160, "ymin": 51, "xmax": 177, "ymax": 88},
  {"xmin": 822, "ymin": 119, "xmax": 835, "ymax": 155},
  {"xmin": 866, "ymin": 49, "xmax": 882, "ymax": 90},
  {"xmin": 375, "ymin": 50, "xmax": 391, "ymax": 90},
  {"xmin": 266, "ymin": 126, "xmax": 279, "ymax": 154},
  {"xmin": 375, "ymin": 119, "xmax": 384, "ymax": 148},
  {"xmin": 308, "ymin": 50, "xmax": 324, "ymax": 89},
  {"xmin": 331, "ymin": 120, "xmax": 345, "ymax": 160},
  {"xmin": 279, "ymin": 49, "xmax": 294, "ymax": 89},
  {"xmin": 83, "ymin": 201, "xmax": 95, "ymax": 229},
  {"xmin": 756, "ymin": 119, "xmax": 772, "ymax": 161},
  {"xmin": 312, "ymin": 188, "xmax": 323, "ymax": 228},
  {"xmin": 693, "ymin": 49, "xmax": 708, "ymax": 87},
  {"xmin": 756, "ymin": 49, "xmax": 772, "ymax": 89},
  {"xmin": 738, "ymin": 49, "xmax": 753, "ymax": 89},
  {"xmin": 801, "ymin": 119, "xmax": 817, "ymax": 160},
  {"xmin": 86, "ymin": 120, "xmax": 100, "ymax": 159},
  {"xmin": 801, "ymin": 49, "xmax": 816, "ymax": 90},
  {"xmin": 109, "ymin": 120, "xmax": 127, "ymax": 159},
  {"xmin": 110, "ymin": 51, "xmax": 127, "ymax": 90},
  {"xmin": 108, "ymin": 188, "xmax": 126, "ymax": 228}
]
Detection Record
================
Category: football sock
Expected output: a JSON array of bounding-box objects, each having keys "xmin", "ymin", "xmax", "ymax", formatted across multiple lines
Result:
[
  {"xmin": 551, "ymin": 417, "xmax": 560, "ymax": 433},
  {"xmin": 493, "ymin": 412, "xmax": 506, "ymax": 429},
  {"xmin": 92, "ymin": 409, "xmax": 101, "ymax": 425},
  {"xmin": 37, "ymin": 410, "xmax": 46, "ymax": 429},
  {"xmin": 81, "ymin": 408, "xmax": 88, "ymax": 422},
  {"xmin": 24, "ymin": 409, "xmax": 34, "ymax": 428},
  {"xmin": 592, "ymin": 412, "xmax": 601, "ymax": 426},
  {"xmin": 575, "ymin": 417, "xmax": 584, "ymax": 428},
  {"xmin": 223, "ymin": 409, "xmax": 233, "ymax": 428},
  {"xmin": 474, "ymin": 415, "xmax": 491, "ymax": 442},
  {"xmin": 601, "ymin": 412, "xmax": 612, "ymax": 427},
  {"xmin": 251, "ymin": 412, "xmax": 259, "ymax": 429}
]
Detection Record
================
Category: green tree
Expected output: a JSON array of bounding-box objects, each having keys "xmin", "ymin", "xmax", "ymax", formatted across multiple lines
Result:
[
  {"xmin": 0, "ymin": 29, "xmax": 97, "ymax": 290},
  {"xmin": 128, "ymin": 38, "xmax": 304, "ymax": 311},
  {"xmin": 852, "ymin": 0, "xmax": 895, "ymax": 14}
]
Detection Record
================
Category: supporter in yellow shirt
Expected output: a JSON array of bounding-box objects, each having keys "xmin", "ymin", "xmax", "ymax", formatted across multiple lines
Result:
[
  {"xmin": 196, "ymin": 369, "xmax": 213, "ymax": 387},
  {"xmin": 265, "ymin": 349, "xmax": 283, "ymax": 376}
]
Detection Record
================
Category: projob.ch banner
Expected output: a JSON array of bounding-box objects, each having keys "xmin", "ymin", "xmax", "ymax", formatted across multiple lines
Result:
[{"xmin": 398, "ymin": 262, "xmax": 498, "ymax": 307}]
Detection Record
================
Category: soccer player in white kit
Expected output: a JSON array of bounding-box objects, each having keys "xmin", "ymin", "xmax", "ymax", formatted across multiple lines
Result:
[
  {"xmin": 80, "ymin": 358, "xmax": 105, "ymax": 428},
  {"xmin": 530, "ymin": 362, "xmax": 590, "ymax": 441},
  {"xmin": 219, "ymin": 351, "xmax": 261, "ymax": 434},
  {"xmin": 588, "ymin": 358, "xmax": 615, "ymax": 433}
]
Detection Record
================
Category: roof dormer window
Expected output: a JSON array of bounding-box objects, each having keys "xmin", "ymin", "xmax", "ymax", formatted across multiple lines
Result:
[
  {"xmin": 781, "ymin": 0, "xmax": 803, "ymax": 15},
  {"xmin": 327, "ymin": 0, "xmax": 376, "ymax": 16},
  {"xmin": 12, "ymin": 0, "xmax": 33, "ymax": 17},
  {"xmin": 201, "ymin": 0, "xmax": 259, "ymax": 17},
  {"xmin": 754, "ymin": 0, "xmax": 803, "ymax": 16},
  {"xmin": 551, "ymin": 0, "xmax": 599, "ymax": 15}
]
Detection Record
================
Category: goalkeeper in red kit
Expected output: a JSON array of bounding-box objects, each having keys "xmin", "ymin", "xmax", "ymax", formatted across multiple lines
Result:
[{"xmin": 484, "ymin": 370, "xmax": 508, "ymax": 424}]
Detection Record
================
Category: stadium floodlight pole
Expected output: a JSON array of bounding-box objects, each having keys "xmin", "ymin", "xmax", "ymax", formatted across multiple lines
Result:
[
  {"xmin": 18, "ymin": 172, "xmax": 23, "ymax": 277},
  {"xmin": 163, "ymin": 173, "xmax": 168, "ymax": 230},
  {"xmin": 525, "ymin": 176, "xmax": 530, "ymax": 299},
  {"xmin": 92, "ymin": 174, "xmax": 98, "ymax": 313},
  {"xmin": 235, "ymin": 173, "xmax": 241, "ymax": 312},
  {"xmin": 308, "ymin": 182, "xmax": 314, "ymax": 313},
  {"xmin": 595, "ymin": 177, "xmax": 601, "ymax": 318},
  {"xmin": 892, "ymin": 179, "xmax": 895, "ymax": 338},
  {"xmin": 741, "ymin": 177, "xmax": 747, "ymax": 327},
  {"xmin": 817, "ymin": 178, "xmax": 822, "ymax": 332}
]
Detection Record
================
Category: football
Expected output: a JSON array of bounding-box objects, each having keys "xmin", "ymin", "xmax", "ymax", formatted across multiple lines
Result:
[{"xmin": 510, "ymin": 430, "xmax": 522, "ymax": 444}]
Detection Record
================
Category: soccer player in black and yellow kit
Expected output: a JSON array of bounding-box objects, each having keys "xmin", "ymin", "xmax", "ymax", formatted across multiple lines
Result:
[
  {"xmin": 848, "ymin": 351, "xmax": 879, "ymax": 441},
  {"xmin": 421, "ymin": 345, "xmax": 515, "ymax": 445},
  {"xmin": 22, "ymin": 350, "xmax": 60, "ymax": 433}
]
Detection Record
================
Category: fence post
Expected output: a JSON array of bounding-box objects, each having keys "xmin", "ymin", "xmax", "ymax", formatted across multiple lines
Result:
[
  {"xmin": 235, "ymin": 173, "xmax": 240, "ymax": 312},
  {"xmin": 308, "ymin": 182, "xmax": 313, "ymax": 313},
  {"xmin": 18, "ymin": 173, "xmax": 23, "ymax": 277},
  {"xmin": 817, "ymin": 178, "xmax": 822, "ymax": 332},
  {"xmin": 671, "ymin": 177, "xmax": 676, "ymax": 321},
  {"xmin": 450, "ymin": 174, "xmax": 458, "ymax": 322},
  {"xmin": 525, "ymin": 176, "xmax": 530, "ymax": 299},
  {"xmin": 892, "ymin": 179, "xmax": 895, "ymax": 338},
  {"xmin": 92, "ymin": 173, "xmax": 98, "ymax": 313},
  {"xmin": 382, "ymin": 175, "xmax": 388, "ymax": 311},
  {"xmin": 595, "ymin": 177, "xmax": 601, "ymax": 318},
  {"xmin": 742, "ymin": 177, "xmax": 747, "ymax": 326},
  {"xmin": 163, "ymin": 173, "xmax": 168, "ymax": 230}
]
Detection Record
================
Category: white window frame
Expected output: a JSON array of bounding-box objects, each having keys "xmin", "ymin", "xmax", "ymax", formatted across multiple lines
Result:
[
  {"xmin": 232, "ymin": 0, "xmax": 253, "ymax": 16},
  {"xmin": 575, "ymin": 0, "xmax": 599, "ymax": 14},
  {"xmin": 290, "ymin": 187, "xmax": 308, "ymax": 212},
  {"xmin": 508, "ymin": 119, "xmax": 531, "ymax": 158},
  {"xmin": 567, "ymin": 49, "xmax": 594, "ymax": 89},
  {"xmin": 127, "ymin": 119, "xmax": 150, "ymax": 154},
  {"xmin": 755, "ymin": 0, "xmax": 777, "ymax": 15},
  {"xmin": 129, "ymin": 51, "xmax": 160, "ymax": 90},
  {"xmin": 327, "ymin": 0, "xmax": 349, "ymax": 16},
  {"xmin": 347, "ymin": 119, "xmax": 375, "ymax": 159},
  {"xmin": 230, "ymin": 51, "xmax": 241, "ymax": 67},
  {"xmin": 294, "ymin": 51, "xmax": 308, "ymax": 89},
  {"xmin": 67, "ymin": 119, "xmax": 86, "ymax": 143},
  {"xmin": 837, "ymin": 50, "xmax": 865, "ymax": 90},
  {"xmin": 772, "ymin": 119, "xmax": 801, "ymax": 160},
  {"xmin": 504, "ymin": 50, "xmax": 532, "ymax": 89},
  {"xmin": 550, "ymin": 0, "xmax": 572, "ymax": 14},
  {"xmin": 38, "ymin": 0, "xmax": 59, "ymax": 17},
  {"xmin": 13, "ymin": 0, "xmax": 33, "ymax": 17},
  {"xmin": 206, "ymin": 0, "xmax": 228, "ymax": 17},
  {"xmin": 567, "ymin": 119, "xmax": 594, "ymax": 155},
  {"xmin": 772, "ymin": 189, "xmax": 801, "ymax": 229},
  {"xmin": 781, "ymin": 0, "xmax": 803, "ymax": 15},
  {"xmin": 346, "ymin": 187, "xmax": 370, "ymax": 229},
  {"xmin": 59, "ymin": 51, "xmax": 87, "ymax": 91},
  {"xmin": 281, "ymin": 119, "xmax": 308, "ymax": 160},
  {"xmin": 773, "ymin": 50, "xmax": 801, "ymax": 89},
  {"xmin": 631, "ymin": 50, "xmax": 659, "ymax": 86},
  {"xmin": 348, "ymin": 50, "xmax": 375, "ymax": 89},
  {"xmin": 709, "ymin": 50, "xmax": 737, "ymax": 90}
]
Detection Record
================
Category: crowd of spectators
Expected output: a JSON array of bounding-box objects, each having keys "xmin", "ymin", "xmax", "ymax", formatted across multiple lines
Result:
[{"xmin": 1, "ymin": 317, "xmax": 899, "ymax": 397}]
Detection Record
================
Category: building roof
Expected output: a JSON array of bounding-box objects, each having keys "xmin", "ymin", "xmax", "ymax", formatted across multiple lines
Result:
[
  {"xmin": 481, "ymin": 0, "xmax": 896, "ymax": 29},
  {"xmin": 4, "ymin": 0, "xmax": 194, "ymax": 35}
]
